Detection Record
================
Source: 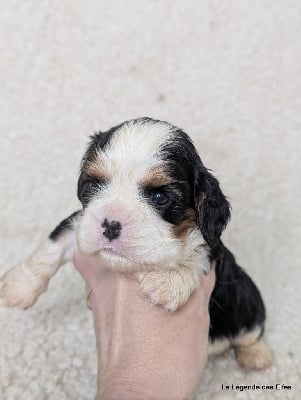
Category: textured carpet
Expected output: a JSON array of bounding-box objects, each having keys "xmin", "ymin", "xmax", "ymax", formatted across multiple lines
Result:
[{"xmin": 0, "ymin": 1, "xmax": 300, "ymax": 399}]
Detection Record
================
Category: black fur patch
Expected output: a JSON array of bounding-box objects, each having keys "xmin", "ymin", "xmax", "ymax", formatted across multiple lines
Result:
[
  {"xmin": 49, "ymin": 210, "xmax": 81, "ymax": 241},
  {"xmin": 77, "ymin": 178, "xmax": 108, "ymax": 208},
  {"xmin": 209, "ymin": 243, "xmax": 266, "ymax": 341},
  {"xmin": 195, "ymin": 171, "xmax": 231, "ymax": 248},
  {"xmin": 77, "ymin": 127, "xmax": 117, "ymax": 205},
  {"xmin": 160, "ymin": 129, "xmax": 203, "ymax": 189},
  {"xmin": 159, "ymin": 128, "xmax": 230, "ymax": 242}
]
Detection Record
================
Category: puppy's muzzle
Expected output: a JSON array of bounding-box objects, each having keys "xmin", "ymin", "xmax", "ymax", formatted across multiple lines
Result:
[{"xmin": 101, "ymin": 218, "xmax": 122, "ymax": 241}]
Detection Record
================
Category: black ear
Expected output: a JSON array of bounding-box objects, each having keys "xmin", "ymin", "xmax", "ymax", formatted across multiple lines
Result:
[{"xmin": 194, "ymin": 169, "xmax": 231, "ymax": 247}]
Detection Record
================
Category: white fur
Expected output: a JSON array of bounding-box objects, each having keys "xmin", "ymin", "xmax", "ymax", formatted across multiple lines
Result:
[
  {"xmin": 77, "ymin": 196, "xmax": 183, "ymax": 270},
  {"xmin": 0, "ymin": 232, "xmax": 77, "ymax": 309},
  {"xmin": 1, "ymin": 120, "xmax": 209, "ymax": 310},
  {"xmin": 78, "ymin": 120, "xmax": 209, "ymax": 273},
  {"xmin": 103, "ymin": 119, "xmax": 176, "ymax": 181}
]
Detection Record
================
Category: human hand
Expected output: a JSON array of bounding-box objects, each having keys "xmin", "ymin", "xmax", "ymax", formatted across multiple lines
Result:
[{"xmin": 73, "ymin": 252, "xmax": 215, "ymax": 400}]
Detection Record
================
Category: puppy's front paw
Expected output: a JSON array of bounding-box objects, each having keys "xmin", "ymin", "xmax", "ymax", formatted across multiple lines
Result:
[
  {"xmin": 137, "ymin": 268, "xmax": 198, "ymax": 312},
  {"xmin": 0, "ymin": 264, "xmax": 47, "ymax": 309}
]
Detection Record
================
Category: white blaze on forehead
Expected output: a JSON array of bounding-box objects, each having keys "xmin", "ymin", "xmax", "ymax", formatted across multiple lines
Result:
[
  {"xmin": 101, "ymin": 120, "xmax": 175, "ymax": 182},
  {"xmin": 77, "ymin": 119, "xmax": 209, "ymax": 271}
]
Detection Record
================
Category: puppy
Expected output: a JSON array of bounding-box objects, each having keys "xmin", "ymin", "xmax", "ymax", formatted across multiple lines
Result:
[{"xmin": 0, "ymin": 117, "xmax": 273, "ymax": 370}]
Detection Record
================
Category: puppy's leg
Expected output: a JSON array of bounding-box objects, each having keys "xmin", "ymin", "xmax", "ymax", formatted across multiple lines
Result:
[
  {"xmin": 232, "ymin": 327, "xmax": 273, "ymax": 370},
  {"xmin": 207, "ymin": 329, "xmax": 273, "ymax": 371},
  {"xmin": 209, "ymin": 244, "xmax": 273, "ymax": 370},
  {"xmin": 0, "ymin": 211, "xmax": 81, "ymax": 309},
  {"xmin": 137, "ymin": 267, "xmax": 200, "ymax": 313}
]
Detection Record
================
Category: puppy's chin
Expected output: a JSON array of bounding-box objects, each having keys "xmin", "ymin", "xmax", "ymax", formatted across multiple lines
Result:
[
  {"xmin": 97, "ymin": 246, "xmax": 135, "ymax": 271},
  {"xmin": 95, "ymin": 248, "xmax": 172, "ymax": 272},
  {"xmin": 83, "ymin": 245, "xmax": 184, "ymax": 273}
]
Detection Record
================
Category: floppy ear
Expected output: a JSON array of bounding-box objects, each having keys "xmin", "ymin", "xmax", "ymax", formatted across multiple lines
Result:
[{"xmin": 194, "ymin": 169, "xmax": 231, "ymax": 247}]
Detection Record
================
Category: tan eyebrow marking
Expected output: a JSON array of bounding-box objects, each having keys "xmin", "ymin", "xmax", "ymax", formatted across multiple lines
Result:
[
  {"xmin": 83, "ymin": 152, "xmax": 109, "ymax": 180},
  {"xmin": 140, "ymin": 165, "xmax": 173, "ymax": 188}
]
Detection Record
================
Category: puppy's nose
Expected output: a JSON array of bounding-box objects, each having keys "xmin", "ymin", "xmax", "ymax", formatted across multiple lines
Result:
[{"xmin": 101, "ymin": 218, "xmax": 122, "ymax": 241}]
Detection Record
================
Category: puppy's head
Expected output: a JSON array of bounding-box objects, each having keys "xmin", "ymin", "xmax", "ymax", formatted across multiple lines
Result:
[{"xmin": 77, "ymin": 118, "xmax": 230, "ymax": 271}]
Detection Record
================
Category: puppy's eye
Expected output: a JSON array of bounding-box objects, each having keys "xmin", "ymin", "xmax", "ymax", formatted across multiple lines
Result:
[
  {"xmin": 81, "ymin": 180, "xmax": 104, "ymax": 198},
  {"xmin": 83, "ymin": 181, "xmax": 98, "ymax": 192},
  {"xmin": 89, "ymin": 182, "xmax": 99, "ymax": 191},
  {"xmin": 150, "ymin": 190, "xmax": 170, "ymax": 206}
]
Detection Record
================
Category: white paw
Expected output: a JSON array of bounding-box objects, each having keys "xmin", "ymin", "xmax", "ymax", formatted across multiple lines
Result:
[
  {"xmin": 0, "ymin": 264, "xmax": 47, "ymax": 309},
  {"xmin": 138, "ymin": 269, "xmax": 197, "ymax": 313}
]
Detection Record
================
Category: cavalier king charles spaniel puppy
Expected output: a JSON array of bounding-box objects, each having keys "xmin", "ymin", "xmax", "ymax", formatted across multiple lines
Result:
[{"xmin": 0, "ymin": 117, "xmax": 273, "ymax": 370}]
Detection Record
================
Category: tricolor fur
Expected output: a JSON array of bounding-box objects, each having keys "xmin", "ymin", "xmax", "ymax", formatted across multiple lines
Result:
[{"xmin": 0, "ymin": 117, "xmax": 273, "ymax": 370}]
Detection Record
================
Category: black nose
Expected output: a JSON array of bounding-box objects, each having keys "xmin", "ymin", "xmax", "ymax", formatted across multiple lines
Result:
[{"xmin": 101, "ymin": 218, "xmax": 122, "ymax": 241}]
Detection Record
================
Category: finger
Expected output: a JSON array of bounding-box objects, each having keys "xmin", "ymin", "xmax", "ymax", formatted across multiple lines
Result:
[
  {"xmin": 73, "ymin": 251, "xmax": 110, "ymax": 287},
  {"xmin": 85, "ymin": 284, "xmax": 93, "ymax": 310}
]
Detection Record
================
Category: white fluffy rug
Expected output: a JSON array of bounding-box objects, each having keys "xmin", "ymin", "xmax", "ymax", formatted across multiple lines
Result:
[{"xmin": 0, "ymin": 1, "xmax": 300, "ymax": 399}]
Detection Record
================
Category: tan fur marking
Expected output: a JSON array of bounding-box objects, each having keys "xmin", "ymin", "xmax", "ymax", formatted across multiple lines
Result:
[
  {"xmin": 84, "ymin": 153, "xmax": 108, "ymax": 181},
  {"xmin": 137, "ymin": 266, "xmax": 200, "ymax": 312},
  {"xmin": 234, "ymin": 338, "xmax": 273, "ymax": 370},
  {"xmin": 232, "ymin": 328, "xmax": 273, "ymax": 370},
  {"xmin": 172, "ymin": 209, "xmax": 198, "ymax": 239},
  {"xmin": 140, "ymin": 165, "xmax": 173, "ymax": 188}
]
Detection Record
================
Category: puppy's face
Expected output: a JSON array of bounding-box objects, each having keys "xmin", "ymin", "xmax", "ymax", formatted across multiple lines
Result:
[{"xmin": 77, "ymin": 118, "xmax": 230, "ymax": 271}]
